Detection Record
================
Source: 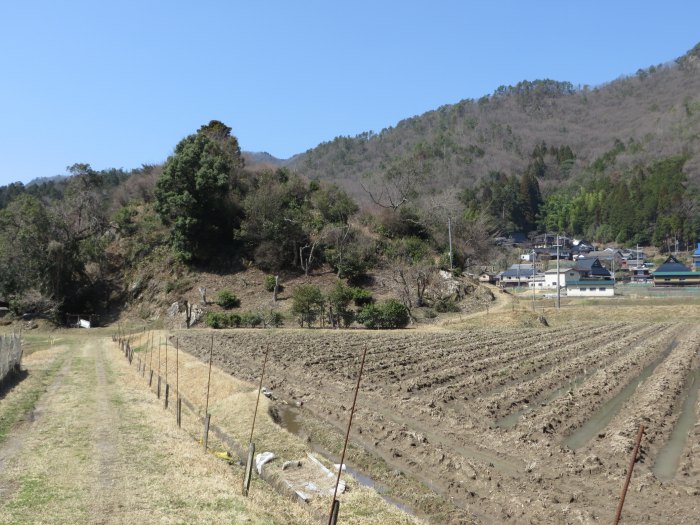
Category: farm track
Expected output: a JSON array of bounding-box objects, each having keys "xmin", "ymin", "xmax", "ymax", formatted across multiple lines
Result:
[{"xmin": 177, "ymin": 322, "xmax": 700, "ymax": 524}]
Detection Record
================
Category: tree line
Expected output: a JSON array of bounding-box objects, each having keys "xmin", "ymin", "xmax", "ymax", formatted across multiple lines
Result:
[{"xmin": 1, "ymin": 120, "xmax": 698, "ymax": 321}]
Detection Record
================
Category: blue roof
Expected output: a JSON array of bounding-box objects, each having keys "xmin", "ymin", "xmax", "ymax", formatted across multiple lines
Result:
[{"xmin": 654, "ymin": 255, "xmax": 691, "ymax": 274}]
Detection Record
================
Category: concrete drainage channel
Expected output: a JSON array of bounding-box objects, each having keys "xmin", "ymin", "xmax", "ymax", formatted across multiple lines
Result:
[{"xmin": 277, "ymin": 404, "xmax": 418, "ymax": 517}]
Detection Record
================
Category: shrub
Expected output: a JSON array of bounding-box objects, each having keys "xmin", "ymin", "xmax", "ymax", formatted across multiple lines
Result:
[
  {"xmin": 356, "ymin": 303, "xmax": 381, "ymax": 329},
  {"xmin": 264, "ymin": 275, "xmax": 278, "ymax": 292},
  {"xmin": 379, "ymin": 299, "xmax": 410, "ymax": 328},
  {"xmin": 356, "ymin": 299, "xmax": 410, "ymax": 329},
  {"xmin": 205, "ymin": 311, "xmax": 228, "ymax": 329},
  {"xmin": 350, "ymin": 287, "xmax": 374, "ymax": 306},
  {"xmin": 268, "ymin": 311, "xmax": 284, "ymax": 328},
  {"xmin": 228, "ymin": 313, "xmax": 242, "ymax": 327},
  {"xmin": 217, "ymin": 289, "xmax": 240, "ymax": 309},
  {"xmin": 241, "ymin": 311, "xmax": 263, "ymax": 328}
]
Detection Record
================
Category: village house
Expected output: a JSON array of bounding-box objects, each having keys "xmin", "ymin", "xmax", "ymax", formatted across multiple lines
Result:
[
  {"xmin": 543, "ymin": 268, "xmax": 568, "ymax": 289},
  {"xmin": 497, "ymin": 263, "xmax": 541, "ymax": 288},
  {"xmin": 652, "ymin": 255, "xmax": 700, "ymax": 286},
  {"xmin": 584, "ymin": 248, "xmax": 624, "ymax": 269},
  {"xmin": 564, "ymin": 257, "xmax": 615, "ymax": 297}
]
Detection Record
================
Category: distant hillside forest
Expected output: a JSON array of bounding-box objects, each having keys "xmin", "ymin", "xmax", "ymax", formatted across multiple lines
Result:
[{"xmin": 1, "ymin": 44, "xmax": 700, "ymax": 318}]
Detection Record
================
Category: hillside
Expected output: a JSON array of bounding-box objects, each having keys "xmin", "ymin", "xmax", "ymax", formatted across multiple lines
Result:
[
  {"xmin": 285, "ymin": 44, "xmax": 700, "ymax": 200},
  {"xmin": 1, "ymin": 48, "xmax": 699, "ymax": 324}
]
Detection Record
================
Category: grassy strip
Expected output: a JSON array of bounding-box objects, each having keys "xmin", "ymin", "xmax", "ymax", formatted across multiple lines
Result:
[{"xmin": 0, "ymin": 358, "xmax": 63, "ymax": 444}]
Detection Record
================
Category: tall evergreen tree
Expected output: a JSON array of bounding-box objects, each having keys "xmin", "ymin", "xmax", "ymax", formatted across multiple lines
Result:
[{"xmin": 155, "ymin": 121, "xmax": 244, "ymax": 262}]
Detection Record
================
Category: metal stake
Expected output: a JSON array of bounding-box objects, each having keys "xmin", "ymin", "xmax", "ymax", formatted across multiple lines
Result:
[
  {"xmin": 203, "ymin": 335, "xmax": 215, "ymax": 451},
  {"xmin": 613, "ymin": 424, "xmax": 645, "ymax": 525},
  {"xmin": 243, "ymin": 345, "xmax": 270, "ymax": 496},
  {"xmin": 328, "ymin": 345, "xmax": 368, "ymax": 525}
]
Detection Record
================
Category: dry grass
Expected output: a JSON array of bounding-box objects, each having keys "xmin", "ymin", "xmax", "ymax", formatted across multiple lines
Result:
[
  {"xmin": 0, "ymin": 335, "xmax": 318, "ymax": 524},
  {"xmin": 130, "ymin": 330, "xmax": 424, "ymax": 524},
  {"xmin": 0, "ymin": 329, "xmax": 423, "ymax": 524}
]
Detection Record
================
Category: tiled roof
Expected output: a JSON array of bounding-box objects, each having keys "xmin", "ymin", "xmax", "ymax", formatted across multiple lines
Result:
[{"xmin": 654, "ymin": 255, "xmax": 691, "ymax": 274}]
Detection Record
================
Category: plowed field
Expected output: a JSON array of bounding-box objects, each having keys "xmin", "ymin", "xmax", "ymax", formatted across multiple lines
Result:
[{"xmin": 178, "ymin": 321, "xmax": 700, "ymax": 524}]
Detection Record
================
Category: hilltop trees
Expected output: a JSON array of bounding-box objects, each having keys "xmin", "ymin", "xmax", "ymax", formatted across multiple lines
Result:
[
  {"xmin": 155, "ymin": 120, "xmax": 245, "ymax": 262},
  {"xmin": 238, "ymin": 168, "xmax": 360, "ymax": 274}
]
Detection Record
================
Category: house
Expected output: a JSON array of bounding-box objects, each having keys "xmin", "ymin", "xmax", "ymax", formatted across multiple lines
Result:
[
  {"xmin": 544, "ymin": 268, "xmax": 568, "ymax": 289},
  {"xmin": 693, "ymin": 243, "xmax": 700, "ymax": 272},
  {"xmin": 571, "ymin": 239, "xmax": 594, "ymax": 252},
  {"xmin": 534, "ymin": 247, "xmax": 572, "ymax": 261},
  {"xmin": 527, "ymin": 273, "xmax": 547, "ymax": 289},
  {"xmin": 497, "ymin": 264, "xmax": 540, "ymax": 288},
  {"xmin": 533, "ymin": 233, "xmax": 558, "ymax": 248},
  {"xmin": 653, "ymin": 255, "xmax": 700, "ymax": 287},
  {"xmin": 566, "ymin": 279, "xmax": 615, "ymax": 297},
  {"xmin": 585, "ymin": 249, "xmax": 624, "ymax": 269},
  {"xmin": 629, "ymin": 265, "xmax": 653, "ymax": 284},
  {"xmin": 564, "ymin": 257, "xmax": 615, "ymax": 297},
  {"xmin": 479, "ymin": 272, "xmax": 496, "ymax": 284},
  {"xmin": 572, "ymin": 257, "xmax": 612, "ymax": 279}
]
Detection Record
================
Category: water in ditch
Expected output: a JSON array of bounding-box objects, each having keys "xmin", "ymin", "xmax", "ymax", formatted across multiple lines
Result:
[
  {"xmin": 652, "ymin": 365, "xmax": 700, "ymax": 481},
  {"xmin": 564, "ymin": 342, "xmax": 675, "ymax": 450},
  {"xmin": 276, "ymin": 404, "xmax": 417, "ymax": 516}
]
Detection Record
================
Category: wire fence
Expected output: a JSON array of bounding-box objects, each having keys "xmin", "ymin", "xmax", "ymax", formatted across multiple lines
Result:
[
  {"xmin": 113, "ymin": 331, "xmax": 355, "ymax": 525},
  {"xmin": 0, "ymin": 333, "xmax": 22, "ymax": 384}
]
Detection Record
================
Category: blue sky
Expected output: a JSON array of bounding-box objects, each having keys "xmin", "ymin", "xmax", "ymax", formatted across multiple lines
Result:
[{"xmin": 1, "ymin": 1, "xmax": 699, "ymax": 185}]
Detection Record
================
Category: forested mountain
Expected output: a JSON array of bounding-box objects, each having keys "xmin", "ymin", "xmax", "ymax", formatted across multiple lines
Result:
[{"xmin": 288, "ymin": 44, "xmax": 700, "ymax": 198}]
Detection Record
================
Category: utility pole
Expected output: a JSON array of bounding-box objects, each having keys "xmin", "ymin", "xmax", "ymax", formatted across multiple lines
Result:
[
  {"xmin": 532, "ymin": 250, "xmax": 536, "ymax": 310},
  {"xmin": 448, "ymin": 216, "xmax": 453, "ymax": 271},
  {"xmin": 556, "ymin": 235, "xmax": 561, "ymax": 310}
]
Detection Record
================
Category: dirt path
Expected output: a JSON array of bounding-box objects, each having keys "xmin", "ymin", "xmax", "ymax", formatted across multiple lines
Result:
[{"xmin": 0, "ymin": 335, "xmax": 321, "ymax": 525}]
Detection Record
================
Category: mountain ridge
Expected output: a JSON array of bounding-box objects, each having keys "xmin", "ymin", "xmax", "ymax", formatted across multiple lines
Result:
[{"xmin": 238, "ymin": 43, "xmax": 700, "ymax": 202}]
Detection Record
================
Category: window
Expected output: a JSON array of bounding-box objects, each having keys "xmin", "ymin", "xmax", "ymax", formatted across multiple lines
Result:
[
  {"xmin": 589, "ymin": 288, "xmax": 596, "ymax": 291},
  {"xmin": 599, "ymin": 288, "xmax": 605, "ymax": 292},
  {"xmin": 579, "ymin": 288, "xmax": 585, "ymax": 292}
]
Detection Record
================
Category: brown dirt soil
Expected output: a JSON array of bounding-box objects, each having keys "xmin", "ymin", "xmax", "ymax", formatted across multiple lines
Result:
[{"xmin": 176, "ymin": 317, "xmax": 700, "ymax": 524}]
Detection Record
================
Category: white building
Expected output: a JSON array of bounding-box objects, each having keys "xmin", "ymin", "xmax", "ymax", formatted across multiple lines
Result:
[
  {"xmin": 543, "ymin": 268, "xmax": 568, "ymax": 289},
  {"xmin": 565, "ymin": 280, "xmax": 615, "ymax": 297}
]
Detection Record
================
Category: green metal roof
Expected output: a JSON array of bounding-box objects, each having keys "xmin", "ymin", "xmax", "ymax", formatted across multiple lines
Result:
[
  {"xmin": 652, "ymin": 272, "xmax": 698, "ymax": 277},
  {"xmin": 566, "ymin": 280, "xmax": 615, "ymax": 286}
]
